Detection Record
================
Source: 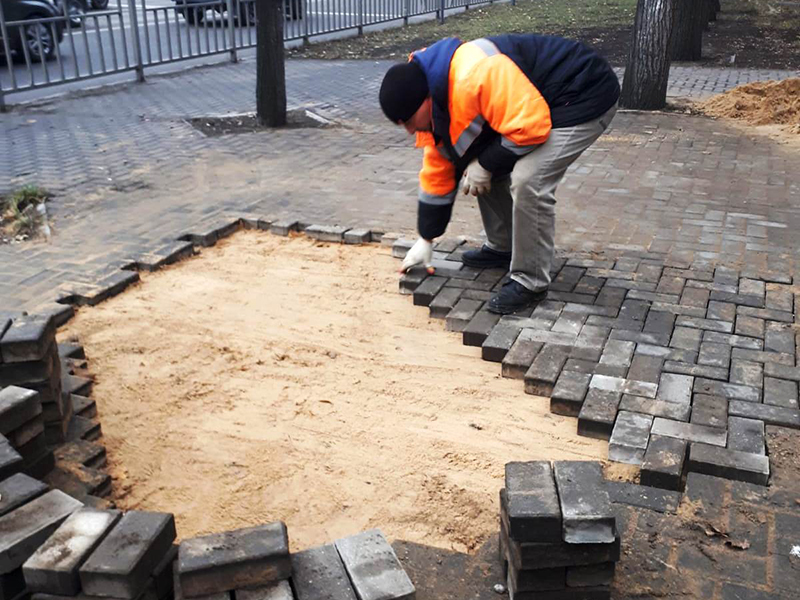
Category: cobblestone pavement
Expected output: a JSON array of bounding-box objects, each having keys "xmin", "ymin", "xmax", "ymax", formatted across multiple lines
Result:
[{"xmin": 1, "ymin": 57, "xmax": 799, "ymax": 599}]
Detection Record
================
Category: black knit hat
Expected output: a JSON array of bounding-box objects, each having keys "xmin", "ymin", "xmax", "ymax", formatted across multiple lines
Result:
[{"xmin": 379, "ymin": 61, "xmax": 429, "ymax": 124}]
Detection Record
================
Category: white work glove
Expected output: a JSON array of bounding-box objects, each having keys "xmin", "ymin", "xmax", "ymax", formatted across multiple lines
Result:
[
  {"xmin": 400, "ymin": 237, "xmax": 434, "ymax": 274},
  {"xmin": 461, "ymin": 159, "xmax": 492, "ymax": 196}
]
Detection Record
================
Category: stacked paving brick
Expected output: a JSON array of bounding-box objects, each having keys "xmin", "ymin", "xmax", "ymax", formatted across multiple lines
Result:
[
  {"xmin": 395, "ymin": 242, "xmax": 800, "ymax": 488},
  {"xmin": 0, "ymin": 386, "xmax": 54, "ymax": 481},
  {"xmin": 1, "ymin": 314, "xmax": 70, "ymax": 449},
  {"xmin": 500, "ymin": 461, "xmax": 619, "ymax": 600}
]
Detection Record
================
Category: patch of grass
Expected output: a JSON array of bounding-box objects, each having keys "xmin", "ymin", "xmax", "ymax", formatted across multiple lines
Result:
[
  {"xmin": 0, "ymin": 185, "xmax": 50, "ymax": 239},
  {"xmin": 288, "ymin": 0, "xmax": 638, "ymax": 60}
]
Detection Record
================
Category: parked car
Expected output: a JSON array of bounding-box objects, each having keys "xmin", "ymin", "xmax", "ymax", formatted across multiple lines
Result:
[
  {"xmin": 0, "ymin": 0, "xmax": 64, "ymax": 62},
  {"xmin": 54, "ymin": 0, "xmax": 90, "ymax": 27},
  {"xmin": 173, "ymin": 0, "xmax": 302, "ymax": 26}
]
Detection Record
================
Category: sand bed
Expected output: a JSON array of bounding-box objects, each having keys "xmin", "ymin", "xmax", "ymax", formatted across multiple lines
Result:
[{"xmin": 61, "ymin": 232, "xmax": 607, "ymax": 553}]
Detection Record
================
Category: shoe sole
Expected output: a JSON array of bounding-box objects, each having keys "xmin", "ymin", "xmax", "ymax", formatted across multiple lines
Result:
[{"xmin": 461, "ymin": 257, "xmax": 511, "ymax": 269}]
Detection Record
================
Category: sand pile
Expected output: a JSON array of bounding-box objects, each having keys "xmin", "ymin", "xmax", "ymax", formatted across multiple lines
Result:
[{"xmin": 698, "ymin": 79, "xmax": 800, "ymax": 133}]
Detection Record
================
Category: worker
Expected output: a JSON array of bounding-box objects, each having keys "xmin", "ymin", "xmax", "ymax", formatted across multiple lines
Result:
[{"xmin": 379, "ymin": 34, "xmax": 619, "ymax": 314}]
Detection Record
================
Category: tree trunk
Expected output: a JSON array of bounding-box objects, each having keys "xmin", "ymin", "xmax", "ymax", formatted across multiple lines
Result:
[
  {"xmin": 707, "ymin": 0, "xmax": 718, "ymax": 22},
  {"xmin": 670, "ymin": 0, "xmax": 703, "ymax": 61},
  {"xmin": 256, "ymin": 0, "xmax": 286, "ymax": 127},
  {"xmin": 620, "ymin": 0, "xmax": 676, "ymax": 110}
]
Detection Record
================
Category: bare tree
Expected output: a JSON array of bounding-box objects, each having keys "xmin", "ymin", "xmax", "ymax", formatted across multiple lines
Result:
[
  {"xmin": 621, "ymin": 0, "xmax": 676, "ymax": 110},
  {"xmin": 255, "ymin": 0, "xmax": 286, "ymax": 127}
]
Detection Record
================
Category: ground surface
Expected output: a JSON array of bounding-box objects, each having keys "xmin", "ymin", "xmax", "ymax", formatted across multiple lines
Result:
[
  {"xmin": 60, "ymin": 232, "xmax": 606, "ymax": 552},
  {"xmin": 287, "ymin": 0, "xmax": 800, "ymax": 70}
]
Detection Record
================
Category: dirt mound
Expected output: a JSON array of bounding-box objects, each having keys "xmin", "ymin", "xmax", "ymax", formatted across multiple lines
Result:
[{"xmin": 698, "ymin": 79, "xmax": 800, "ymax": 133}]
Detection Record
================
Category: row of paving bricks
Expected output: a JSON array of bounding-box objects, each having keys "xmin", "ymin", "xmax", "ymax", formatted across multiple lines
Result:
[{"xmin": 393, "ymin": 237, "xmax": 800, "ymax": 491}]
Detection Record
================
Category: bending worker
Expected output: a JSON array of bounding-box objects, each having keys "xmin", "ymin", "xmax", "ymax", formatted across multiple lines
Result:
[{"xmin": 379, "ymin": 34, "xmax": 620, "ymax": 314}]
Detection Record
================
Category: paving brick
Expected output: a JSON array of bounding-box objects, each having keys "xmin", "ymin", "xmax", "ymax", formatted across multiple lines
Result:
[
  {"xmin": 343, "ymin": 229, "xmax": 372, "ymax": 245},
  {"xmin": 390, "ymin": 239, "xmax": 414, "ymax": 259},
  {"xmin": 730, "ymin": 359, "xmax": 764, "ymax": 389},
  {"xmin": 728, "ymin": 400, "xmax": 800, "ymax": 429},
  {"xmin": 178, "ymin": 522, "xmax": 289, "ymax": 598},
  {"xmin": 499, "ymin": 515, "xmax": 620, "ymax": 571},
  {"xmin": 627, "ymin": 290, "xmax": 680, "ymax": 304},
  {"xmin": 411, "ymin": 276, "xmax": 447, "ymax": 307},
  {"xmin": 505, "ymin": 560, "xmax": 565, "ymax": 593},
  {"xmin": 0, "ymin": 490, "xmax": 83, "ymax": 573},
  {"xmin": 503, "ymin": 462, "xmax": 562, "ymax": 543},
  {"xmin": 605, "ymin": 480, "xmax": 681, "ymax": 513},
  {"xmin": 694, "ymin": 378, "xmax": 761, "ymax": 403},
  {"xmin": 737, "ymin": 305, "xmax": 794, "ymax": 324},
  {"xmin": 720, "ymin": 583, "xmax": 785, "ymax": 600},
  {"xmin": 502, "ymin": 338, "xmax": 543, "ymax": 380},
  {"xmin": 739, "ymin": 268, "xmax": 792, "ymax": 285},
  {"xmin": 428, "ymin": 287, "xmax": 463, "ymax": 319},
  {"xmin": 595, "ymin": 340, "xmax": 635, "ymax": 377},
  {"xmin": 444, "ymin": 299, "xmax": 483, "ymax": 332},
  {"xmin": 590, "ymin": 374, "xmax": 658, "ymax": 398},
  {"xmin": 608, "ymin": 329, "xmax": 670, "ymax": 346},
  {"xmin": 706, "ymin": 300, "xmax": 736, "ymax": 322},
  {"xmin": 24, "ymin": 508, "xmax": 122, "ymax": 595},
  {"xmin": 702, "ymin": 331, "xmax": 764, "ymax": 350},
  {"xmin": 524, "ymin": 345, "xmax": 570, "ymax": 397},
  {"xmin": 398, "ymin": 271, "xmax": 426, "ymax": 295},
  {"xmin": 0, "ymin": 387, "xmax": 42, "ymax": 436},
  {"xmin": 518, "ymin": 328, "xmax": 578, "ymax": 348},
  {"xmin": 456, "ymin": 308, "xmax": 500, "ymax": 347},
  {"xmin": 0, "ymin": 316, "xmax": 55, "ymax": 363},
  {"xmin": 577, "ymin": 389, "xmax": 621, "ymax": 440},
  {"xmin": 619, "ymin": 299, "xmax": 649, "ymax": 322},
  {"xmin": 656, "ymin": 276, "xmax": 685, "ymax": 296},
  {"xmin": 562, "ymin": 358, "xmax": 597, "ymax": 374},
  {"xmin": 670, "ymin": 326, "xmax": 703, "ymax": 352},
  {"xmin": 651, "ymin": 418, "xmax": 727, "ymax": 447},
  {"xmin": 763, "ymin": 361, "xmax": 800, "ymax": 382},
  {"xmin": 608, "ymin": 411, "xmax": 653, "ymax": 465},
  {"xmin": 553, "ymin": 461, "xmax": 615, "ymax": 544},
  {"xmin": 570, "ymin": 326, "xmax": 608, "ymax": 362},
  {"xmin": 727, "ymin": 416, "xmax": 765, "ymax": 455},
  {"xmin": 642, "ymin": 310, "xmax": 676, "ymax": 336},
  {"xmin": 663, "ymin": 360, "xmax": 728, "ymax": 381},
  {"xmin": 626, "ymin": 354, "xmax": 663, "ymax": 384},
  {"xmin": 81, "ymin": 511, "xmax": 175, "ymax": 599},
  {"xmin": 691, "ymin": 394, "xmax": 728, "ymax": 429},
  {"xmin": 709, "ymin": 291, "xmax": 764, "ymax": 308},
  {"xmin": 763, "ymin": 322, "xmax": 795, "ymax": 354},
  {"xmin": 7, "ymin": 415, "xmax": 45, "ymax": 448},
  {"xmin": 173, "ymin": 560, "xmax": 228, "ymax": 600},
  {"xmin": 305, "ymin": 225, "xmax": 348, "ymax": 243},
  {"xmin": 640, "ymin": 434, "xmax": 688, "ymax": 491},
  {"xmin": 236, "ymin": 580, "xmax": 293, "ymax": 600},
  {"xmin": 765, "ymin": 287, "xmax": 793, "ymax": 312},
  {"xmin": 687, "ymin": 443, "xmax": 769, "ymax": 486},
  {"xmin": 635, "ymin": 344, "xmax": 698, "ymax": 364},
  {"xmin": 550, "ymin": 371, "xmax": 592, "ymax": 417},
  {"xmin": 680, "ymin": 286, "xmax": 710, "ymax": 309},
  {"xmin": 735, "ymin": 315, "xmax": 766, "ymax": 339},
  {"xmin": 738, "ymin": 278, "xmax": 766, "ymax": 298},
  {"xmin": 572, "ymin": 276, "xmax": 606, "ymax": 297},
  {"xmin": 290, "ymin": 544, "xmax": 357, "ymax": 600},
  {"xmin": 550, "ymin": 312, "xmax": 588, "ymax": 336},
  {"xmin": 730, "ymin": 347, "xmax": 794, "ymax": 367},
  {"xmin": 763, "ymin": 376, "xmax": 798, "ymax": 409},
  {"xmin": 335, "ymin": 529, "xmax": 414, "ymax": 600},
  {"xmin": 482, "ymin": 319, "xmax": 523, "ymax": 363},
  {"xmin": 675, "ymin": 316, "xmax": 734, "ymax": 334},
  {"xmin": 618, "ymin": 396, "xmax": 691, "ymax": 421},
  {"xmin": 656, "ymin": 373, "xmax": 694, "ymax": 404},
  {"xmin": 594, "ymin": 286, "xmax": 627, "ymax": 309},
  {"xmin": 0, "ymin": 473, "xmax": 47, "ymax": 519},
  {"xmin": 650, "ymin": 302, "xmax": 707, "ymax": 318}
]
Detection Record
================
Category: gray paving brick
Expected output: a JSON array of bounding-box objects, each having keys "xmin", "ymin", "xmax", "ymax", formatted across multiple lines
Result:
[
  {"xmin": 236, "ymin": 581, "xmax": 293, "ymax": 600},
  {"xmin": 586, "ymin": 315, "xmax": 644, "ymax": 332},
  {"xmin": 608, "ymin": 329, "xmax": 670, "ymax": 346},
  {"xmin": 565, "ymin": 562, "xmax": 615, "ymax": 588},
  {"xmin": 502, "ymin": 338, "xmax": 542, "ymax": 380},
  {"xmin": 640, "ymin": 434, "xmax": 688, "ymax": 491},
  {"xmin": 738, "ymin": 278, "xmax": 766, "ymax": 298},
  {"xmin": 626, "ymin": 354, "xmax": 663, "ymax": 384},
  {"xmin": 626, "ymin": 291, "xmax": 680, "ymax": 304},
  {"xmin": 680, "ymin": 287, "xmax": 710, "ymax": 309},
  {"xmin": 703, "ymin": 331, "xmax": 764, "ymax": 350},
  {"xmin": 691, "ymin": 394, "xmax": 728, "ymax": 430},
  {"xmin": 343, "ymin": 229, "xmax": 372, "ymax": 245},
  {"xmin": 0, "ymin": 316, "xmax": 55, "ymax": 364},
  {"xmin": 619, "ymin": 299, "xmax": 650, "ymax": 322},
  {"xmin": 482, "ymin": 319, "xmax": 523, "ymax": 363},
  {"xmin": 553, "ymin": 461, "xmax": 614, "ymax": 544},
  {"xmin": 411, "ymin": 276, "xmax": 447, "ymax": 307},
  {"xmin": 517, "ymin": 328, "xmax": 578, "ymax": 348},
  {"xmin": 428, "ymin": 287, "xmax": 464, "ymax": 319},
  {"xmin": 444, "ymin": 299, "xmax": 483, "ymax": 332},
  {"xmin": 24, "ymin": 508, "xmax": 122, "ymax": 595},
  {"xmin": 706, "ymin": 301, "xmax": 736, "ymax": 322},
  {"xmin": 550, "ymin": 371, "xmax": 592, "ymax": 417},
  {"xmin": 524, "ymin": 345, "xmax": 570, "ymax": 396},
  {"xmin": 735, "ymin": 315, "xmax": 766, "ymax": 339},
  {"xmin": 608, "ymin": 411, "xmax": 653, "ymax": 465},
  {"xmin": 562, "ymin": 358, "xmax": 597, "ymax": 374},
  {"xmin": 737, "ymin": 305, "xmax": 794, "ymax": 324},
  {"xmin": 738, "ymin": 268, "xmax": 792, "ymax": 285},
  {"xmin": 651, "ymin": 417, "xmax": 727, "ymax": 447},
  {"xmin": 663, "ymin": 360, "xmax": 728, "ymax": 381},
  {"xmin": 290, "ymin": 544, "xmax": 357, "ymax": 600},
  {"xmin": 687, "ymin": 443, "xmax": 769, "ymax": 486},
  {"xmin": 594, "ymin": 286, "xmax": 627, "ymax": 309},
  {"xmin": 670, "ymin": 326, "xmax": 703, "ymax": 352},
  {"xmin": 650, "ymin": 302, "xmax": 707, "ymax": 318},
  {"xmin": 391, "ymin": 239, "xmax": 414, "ymax": 259},
  {"xmin": 656, "ymin": 276, "xmax": 685, "ymax": 296},
  {"xmin": 709, "ymin": 291, "xmax": 765, "ymax": 308},
  {"xmin": 727, "ymin": 416, "xmax": 765, "ymax": 455},
  {"xmin": 765, "ymin": 287, "xmax": 794, "ymax": 312},
  {"xmin": 462, "ymin": 310, "xmax": 502, "ymax": 347},
  {"xmin": 570, "ymin": 326, "xmax": 608, "ymax": 362},
  {"xmin": 619, "ymin": 396, "xmax": 691, "ymax": 421},
  {"xmin": 728, "ymin": 400, "xmax": 800, "ymax": 429},
  {"xmin": 504, "ymin": 462, "xmax": 562, "ymax": 543},
  {"xmin": 764, "ymin": 321, "xmax": 795, "ymax": 354},
  {"xmin": 398, "ymin": 271, "xmax": 426, "ymax": 295},
  {"xmin": 763, "ymin": 362, "xmax": 800, "ymax": 382},
  {"xmin": 635, "ymin": 344, "xmax": 698, "ymax": 364},
  {"xmin": 730, "ymin": 347, "xmax": 794, "ymax": 366},
  {"xmin": 578, "ymin": 389, "xmax": 621, "ymax": 440},
  {"xmin": 0, "ymin": 490, "xmax": 82, "ymax": 573},
  {"xmin": 590, "ymin": 375, "xmax": 658, "ymax": 398},
  {"xmin": 305, "ymin": 225, "xmax": 349, "ymax": 243},
  {"xmin": 81, "ymin": 511, "xmax": 176, "ymax": 599},
  {"xmin": 604, "ymin": 480, "xmax": 681, "ymax": 513},
  {"xmin": 0, "ymin": 387, "xmax": 42, "ymax": 436},
  {"xmin": 694, "ymin": 377, "xmax": 761, "ymax": 403},
  {"xmin": 551, "ymin": 312, "xmax": 587, "ymax": 336},
  {"xmin": 657, "ymin": 373, "xmax": 694, "ymax": 404},
  {"xmin": 0, "ymin": 473, "xmax": 48, "ymax": 519},
  {"xmin": 178, "ymin": 522, "xmax": 289, "ymax": 598},
  {"xmin": 675, "ymin": 316, "xmax": 733, "ymax": 334},
  {"xmin": 763, "ymin": 376, "xmax": 798, "ymax": 409},
  {"xmin": 595, "ymin": 339, "xmax": 635, "ymax": 377},
  {"xmin": 335, "ymin": 530, "xmax": 415, "ymax": 600},
  {"xmin": 730, "ymin": 359, "xmax": 764, "ymax": 389}
]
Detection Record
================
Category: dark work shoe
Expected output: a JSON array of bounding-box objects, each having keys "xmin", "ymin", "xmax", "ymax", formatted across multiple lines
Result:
[
  {"xmin": 461, "ymin": 245, "xmax": 512, "ymax": 269},
  {"xmin": 488, "ymin": 280, "xmax": 547, "ymax": 315}
]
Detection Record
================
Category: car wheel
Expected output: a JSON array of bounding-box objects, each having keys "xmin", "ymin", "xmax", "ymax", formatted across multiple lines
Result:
[
  {"xmin": 18, "ymin": 20, "xmax": 56, "ymax": 62},
  {"xmin": 91, "ymin": 0, "xmax": 109, "ymax": 9}
]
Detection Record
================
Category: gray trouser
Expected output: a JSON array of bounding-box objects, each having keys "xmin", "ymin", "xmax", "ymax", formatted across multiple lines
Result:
[{"xmin": 477, "ymin": 103, "xmax": 618, "ymax": 292}]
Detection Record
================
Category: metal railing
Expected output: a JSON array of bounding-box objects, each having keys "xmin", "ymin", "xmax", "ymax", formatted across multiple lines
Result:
[{"xmin": 0, "ymin": 0, "xmax": 506, "ymax": 108}]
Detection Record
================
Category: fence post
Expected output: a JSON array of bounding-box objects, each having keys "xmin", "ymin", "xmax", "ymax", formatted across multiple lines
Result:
[
  {"xmin": 302, "ymin": 0, "xmax": 309, "ymax": 44},
  {"xmin": 358, "ymin": 0, "xmax": 363, "ymax": 36},
  {"xmin": 0, "ymin": 0, "xmax": 10, "ymax": 111},
  {"xmin": 404, "ymin": 0, "xmax": 408, "ymax": 26},
  {"xmin": 127, "ymin": 0, "xmax": 145, "ymax": 81},
  {"xmin": 438, "ymin": 0, "xmax": 444, "ymax": 24},
  {"xmin": 226, "ymin": 0, "xmax": 238, "ymax": 62}
]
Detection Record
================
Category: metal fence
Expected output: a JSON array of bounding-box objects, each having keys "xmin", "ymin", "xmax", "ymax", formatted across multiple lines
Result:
[{"xmin": 0, "ymin": 0, "xmax": 508, "ymax": 107}]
